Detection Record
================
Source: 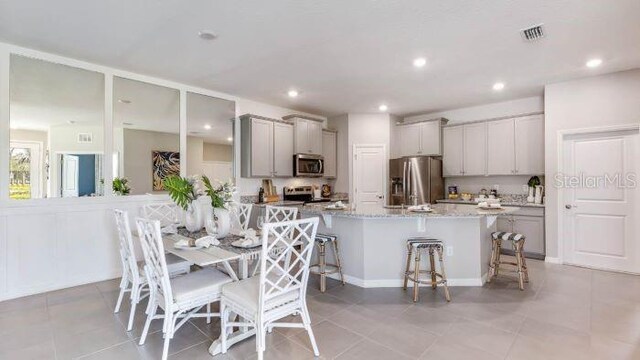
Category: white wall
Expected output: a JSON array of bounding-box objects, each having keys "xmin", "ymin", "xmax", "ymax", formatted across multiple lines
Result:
[
  {"xmin": 328, "ymin": 114, "xmax": 349, "ymax": 193},
  {"xmin": 544, "ymin": 68, "xmax": 640, "ymax": 259},
  {"xmin": 411, "ymin": 96, "xmax": 543, "ymax": 125},
  {"xmin": 203, "ymin": 143, "xmax": 232, "ymax": 162}
]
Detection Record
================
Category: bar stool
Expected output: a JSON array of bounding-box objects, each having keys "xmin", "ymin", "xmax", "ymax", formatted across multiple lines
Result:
[
  {"xmin": 403, "ymin": 238, "xmax": 451, "ymax": 302},
  {"xmin": 309, "ymin": 234, "xmax": 345, "ymax": 292},
  {"xmin": 487, "ymin": 231, "xmax": 529, "ymax": 290}
]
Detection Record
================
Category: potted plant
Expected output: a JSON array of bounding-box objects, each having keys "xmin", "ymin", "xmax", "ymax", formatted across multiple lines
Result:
[
  {"xmin": 163, "ymin": 175, "xmax": 202, "ymax": 232},
  {"xmin": 112, "ymin": 177, "xmax": 131, "ymax": 196},
  {"xmin": 201, "ymin": 176, "xmax": 236, "ymax": 238}
]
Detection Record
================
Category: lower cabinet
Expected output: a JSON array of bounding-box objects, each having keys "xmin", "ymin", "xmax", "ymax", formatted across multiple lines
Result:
[{"xmin": 496, "ymin": 207, "xmax": 545, "ymax": 259}]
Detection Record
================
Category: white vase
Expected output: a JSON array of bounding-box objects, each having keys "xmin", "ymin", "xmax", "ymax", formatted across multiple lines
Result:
[
  {"xmin": 213, "ymin": 207, "xmax": 231, "ymax": 238},
  {"xmin": 534, "ymin": 185, "xmax": 544, "ymax": 204},
  {"xmin": 184, "ymin": 202, "xmax": 203, "ymax": 232},
  {"xmin": 527, "ymin": 187, "xmax": 535, "ymax": 203}
]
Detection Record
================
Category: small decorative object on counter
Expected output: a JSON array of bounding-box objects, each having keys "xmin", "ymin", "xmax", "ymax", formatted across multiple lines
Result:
[
  {"xmin": 461, "ymin": 192, "xmax": 472, "ymax": 201},
  {"xmin": 321, "ymin": 184, "xmax": 332, "ymax": 197},
  {"xmin": 479, "ymin": 188, "xmax": 488, "ymax": 199},
  {"xmin": 489, "ymin": 189, "xmax": 498, "ymax": 199},
  {"xmin": 527, "ymin": 176, "xmax": 541, "ymax": 203},
  {"xmin": 258, "ymin": 187, "xmax": 265, "ymax": 203},
  {"xmin": 447, "ymin": 185, "xmax": 459, "ymax": 199},
  {"xmin": 534, "ymin": 185, "xmax": 544, "ymax": 204}
]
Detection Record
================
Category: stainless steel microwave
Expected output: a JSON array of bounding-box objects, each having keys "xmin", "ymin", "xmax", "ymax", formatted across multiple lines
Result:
[{"xmin": 294, "ymin": 154, "xmax": 324, "ymax": 177}]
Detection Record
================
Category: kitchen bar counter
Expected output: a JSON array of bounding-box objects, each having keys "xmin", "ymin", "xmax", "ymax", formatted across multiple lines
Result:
[
  {"xmin": 300, "ymin": 203, "xmax": 519, "ymax": 218},
  {"xmin": 437, "ymin": 198, "xmax": 545, "ymax": 208},
  {"xmin": 300, "ymin": 203, "xmax": 509, "ymax": 288}
]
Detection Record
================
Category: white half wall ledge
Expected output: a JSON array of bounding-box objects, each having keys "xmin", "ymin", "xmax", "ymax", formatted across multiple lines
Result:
[{"xmin": 544, "ymin": 257, "xmax": 561, "ymax": 264}]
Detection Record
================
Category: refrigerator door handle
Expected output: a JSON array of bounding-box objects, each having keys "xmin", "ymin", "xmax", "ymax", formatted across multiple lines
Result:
[{"xmin": 402, "ymin": 161, "xmax": 407, "ymax": 203}]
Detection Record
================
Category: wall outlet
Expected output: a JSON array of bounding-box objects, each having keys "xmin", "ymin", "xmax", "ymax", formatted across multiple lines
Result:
[{"xmin": 446, "ymin": 246, "xmax": 453, "ymax": 257}]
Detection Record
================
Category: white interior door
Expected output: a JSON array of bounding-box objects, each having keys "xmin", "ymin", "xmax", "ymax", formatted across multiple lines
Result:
[
  {"xmin": 353, "ymin": 144, "xmax": 386, "ymax": 208},
  {"xmin": 562, "ymin": 129, "xmax": 638, "ymax": 273},
  {"xmin": 61, "ymin": 155, "xmax": 79, "ymax": 197}
]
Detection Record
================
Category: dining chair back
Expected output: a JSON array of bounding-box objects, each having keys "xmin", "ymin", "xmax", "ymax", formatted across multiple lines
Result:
[
  {"xmin": 265, "ymin": 205, "xmax": 298, "ymax": 223},
  {"xmin": 142, "ymin": 202, "xmax": 181, "ymax": 227},
  {"xmin": 135, "ymin": 217, "xmax": 174, "ymax": 309},
  {"xmin": 230, "ymin": 203, "xmax": 253, "ymax": 231},
  {"xmin": 113, "ymin": 209, "xmax": 143, "ymax": 316}
]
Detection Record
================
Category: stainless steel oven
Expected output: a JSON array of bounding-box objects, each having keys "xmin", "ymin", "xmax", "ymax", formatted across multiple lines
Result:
[{"xmin": 294, "ymin": 154, "xmax": 324, "ymax": 177}]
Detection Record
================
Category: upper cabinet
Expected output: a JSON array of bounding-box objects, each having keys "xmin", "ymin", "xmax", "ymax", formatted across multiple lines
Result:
[
  {"xmin": 486, "ymin": 114, "xmax": 544, "ymax": 175},
  {"xmin": 322, "ymin": 130, "xmax": 337, "ymax": 178},
  {"xmin": 240, "ymin": 114, "xmax": 294, "ymax": 178},
  {"xmin": 284, "ymin": 115, "xmax": 323, "ymax": 155},
  {"xmin": 396, "ymin": 118, "xmax": 445, "ymax": 157},
  {"xmin": 443, "ymin": 114, "xmax": 544, "ymax": 177},
  {"xmin": 443, "ymin": 126, "xmax": 464, "ymax": 176},
  {"xmin": 514, "ymin": 115, "xmax": 544, "ymax": 175}
]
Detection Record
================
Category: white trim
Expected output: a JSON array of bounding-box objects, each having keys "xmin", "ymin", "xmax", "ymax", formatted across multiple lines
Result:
[
  {"xmin": 555, "ymin": 123, "xmax": 640, "ymax": 265},
  {"xmin": 544, "ymin": 256, "xmax": 562, "ymax": 264},
  {"xmin": 324, "ymin": 273, "xmax": 485, "ymax": 288},
  {"xmin": 0, "ymin": 48, "xmax": 10, "ymax": 202},
  {"xmin": 352, "ymin": 143, "xmax": 387, "ymax": 208}
]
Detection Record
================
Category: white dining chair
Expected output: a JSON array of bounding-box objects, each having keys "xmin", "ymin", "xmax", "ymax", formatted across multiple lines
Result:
[
  {"xmin": 142, "ymin": 202, "xmax": 181, "ymax": 227},
  {"xmin": 265, "ymin": 205, "xmax": 298, "ymax": 222},
  {"xmin": 230, "ymin": 203, "xmax": 253, "ymax": 231},
  {"xmin": 135, "ymin": 217, "xmax": 233, "ymax": 360},
  {"xmin": 219, "ymin": 217, "xmax": 320, "ymax": 360},
  {"xmin": 113, "ymin": 209, "xmax": 191, "ymax": 332}
]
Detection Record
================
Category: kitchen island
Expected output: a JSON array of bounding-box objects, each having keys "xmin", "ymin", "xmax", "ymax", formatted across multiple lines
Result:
[{"xmin": 300, "ymin": 203, "xmax": 518, "ymax": 287}]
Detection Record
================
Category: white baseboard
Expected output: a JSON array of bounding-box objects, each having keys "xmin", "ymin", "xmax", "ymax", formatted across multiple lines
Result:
[
  {"xmin": 324, "ymin": 273, "xmax": 484, "ymax": 288},
  {"xmin": 545, "ymin": 257, "xmax": 562, "ymax": 264}
]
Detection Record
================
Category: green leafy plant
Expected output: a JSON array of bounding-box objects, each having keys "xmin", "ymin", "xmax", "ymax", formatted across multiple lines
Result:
[
  {"xmin": 528, "ymin": 176, "xmax": 541, "ymax": 188},
  {"xmin": 112, "ymin": 177, "xmax": 131, "ymax": 196},
  {"xmin": 202, "ymin": 176, "xmax": 235, "ymax": 209},
  {"xmin": 163, "ymin": 175, "xmax": 198, "ymax": 210}
]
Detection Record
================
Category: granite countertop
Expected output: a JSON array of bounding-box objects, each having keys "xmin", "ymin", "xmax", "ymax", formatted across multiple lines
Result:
[
  {"xmin": 436, "ymin": 198, "xmax": 545, "ymax": 208},
  {"xmin": 252, "ymin": 200, "xmax": 305, "ymax": 207},
  {"xmin": 300, "ymin": 203, "xmax": 519, "ymax": 219}
]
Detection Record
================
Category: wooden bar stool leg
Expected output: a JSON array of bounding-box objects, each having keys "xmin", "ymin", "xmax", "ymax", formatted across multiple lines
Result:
[
  {"xmin": 429, "ymin": 248, "xmax": 437, "ymax": 289},
  {"xmin": 413, "ymin": 248, "xmax": 421, "ymax": 302},
  {"xmin": 403, "ymin": 244, "xmax": 412, "ymax": 290},
  {"xmin": 331, "ymin": 240, "xmax": 346, "ymax": 285},
  {"xmin": 436, "ymin": 246, "xmax": 451, "ymax": 302},
  {"xmin": 514, "ymin": 241, "xmax": 525, "ymax": 291},
  {"xmin": 520, "ymin": 243, "xmax": 530, "ymax": 283},
  {"xmin": 495, "ymin": 239, "xmax": 502, "ymax": 277},
  {"xmin": 487, "ymin": 238, "xmax": 497, "ymax": 283},
  {"xmin": 318, "ymin": 243, "xmax": 327, "ymax": 293}
]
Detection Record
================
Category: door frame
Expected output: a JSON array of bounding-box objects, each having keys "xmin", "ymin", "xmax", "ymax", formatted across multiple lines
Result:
[
  {"xmin": 352, "ymin": 143, "xmax": 387, "ymax": 207},
  {"xmin": 556, "ymin": 123, "xmax": 639, "ymax": 266}
]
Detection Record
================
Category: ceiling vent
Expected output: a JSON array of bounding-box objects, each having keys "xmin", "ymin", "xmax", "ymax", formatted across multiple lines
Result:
[
  {"xmin": 77, "ymin": 133, "xmax": 93, "ymax": 144},
  {"xmin": 520, "ymin": 24, "xmax": 545, "ymax": 42}
]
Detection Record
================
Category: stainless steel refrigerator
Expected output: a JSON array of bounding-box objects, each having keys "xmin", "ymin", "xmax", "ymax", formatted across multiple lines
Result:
[{"xmin": 388, "ymin": 156, "xmax": 444, "ymax": 206}]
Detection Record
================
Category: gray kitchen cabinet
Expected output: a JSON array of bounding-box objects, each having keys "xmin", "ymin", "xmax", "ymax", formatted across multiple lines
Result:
[
  {"xmin": 443, "ymin": 126, "xmax": 464, "ymax": 176},
  {"xmin": 397, "ymin": 119, "xmax": 443, "ymax": 157},
  {"xmin": 284, "ymin": 115, "xmax": 324, "ymax": 155},
  {"xmin": 240, "ymin": 114, "xmax": 294, "ymax": 178}
]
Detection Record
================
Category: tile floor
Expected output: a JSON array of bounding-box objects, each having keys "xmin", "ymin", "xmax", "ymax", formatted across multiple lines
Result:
[{"xmin": 1, "ymin": 256, "xmax": 639, "ymax": 359}]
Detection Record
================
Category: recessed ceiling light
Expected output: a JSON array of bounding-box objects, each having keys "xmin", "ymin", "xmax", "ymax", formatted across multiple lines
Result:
[
  {"xmin": 379, "ymin": 104, "xmax": 388, "ymax": 112},
  {"xmin": 586, "ymin": 58, "xmax": 602, "ymax": 68},
  {"xmin": 493, "ymin": 82, "xmax": 505, "ymax": 91},
  {"xmin": 118, "ymin": 99, "xmax": 131, "ymax": 104},
  {"xmin": 123, "ymin": 122, "xmax": 134, "ymax": 126},
  {"xmin": 67, "ymin": 120, "xmax": 76, "ymax": 124},
  {"xmin": 227, "ymin": 137, "xmax": 233, "ymax": 142},
  {"xmin": 287, "ymin": 90, "xmax": 299, "ymax": 98},
  {"xmin": 413, "ymin": 57, "xmax": 427, "ymax": 68},
  {"xmin": 198, "ymin": 30, "xmax": 217, "ymax": 40},
  {"xmin": 204, "ymin": 124, "xmax": 212, "ymax": 130}
]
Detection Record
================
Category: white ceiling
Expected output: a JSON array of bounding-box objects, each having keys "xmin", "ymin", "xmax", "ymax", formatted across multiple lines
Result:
[{"xmin": 1, "ymin": 1, "xmax": 639, "ymax": 117}]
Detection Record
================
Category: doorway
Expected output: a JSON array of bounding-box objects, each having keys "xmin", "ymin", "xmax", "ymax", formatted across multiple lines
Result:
[
  {"xmin": 352, "ymin": 144, "xmax": 386, "ymax": 208},
  {"xmin": 560, "ymin": 126, "xmax": 639, "ymax": 273},
  {"xmin": 9, "ymin": 141, "xmax": 42, "ymax": 199}
]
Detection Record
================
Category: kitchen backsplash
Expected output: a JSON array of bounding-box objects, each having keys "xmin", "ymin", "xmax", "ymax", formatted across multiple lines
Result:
[{"xmin": 444, "ymin": 175, "xmax": 545, "ymax": 195}]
